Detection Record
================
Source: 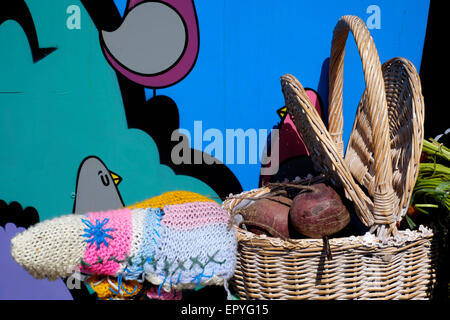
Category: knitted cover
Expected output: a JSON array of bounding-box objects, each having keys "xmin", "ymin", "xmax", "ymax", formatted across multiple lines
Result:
[
  {"xmin": 85, "ymin": 275, "xmax": 143, "ymax": 300},
  {"xmin": 11, "ymin": 191, "xmax": 237, "ymax": 294}
]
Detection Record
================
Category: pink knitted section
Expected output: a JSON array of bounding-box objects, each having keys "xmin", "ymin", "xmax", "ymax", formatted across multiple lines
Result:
[
  {"xmin": 146, "ymin": 286, "xmax": 182, "ymax": 300},
  {"xmin": 161, "ymin": 202, "xmax": 229, "ymax": 230},
  {"xmin": 80, "ymin": 209, "xmax": 132, "ymax": 275}
]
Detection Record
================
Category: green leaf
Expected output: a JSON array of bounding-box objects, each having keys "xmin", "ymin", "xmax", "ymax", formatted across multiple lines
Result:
[
  {"xmin": 415, "ymin": 206, "xmax": 431, "ymax": 215},
  {"xmin": 405, "ymin": 214, "xmax": 417, "ymax": 229},
  {"xmin": 436, "ymin": 181, "xmax": 450, "ymax": 194},
  {"xmin": 414, "ymin": 204, "xmax": 439, "ymax": 208}
]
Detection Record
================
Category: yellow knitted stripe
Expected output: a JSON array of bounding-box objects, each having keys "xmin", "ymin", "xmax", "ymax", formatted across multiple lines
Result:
[
  {"xmin": 86, "ymin": 276, "xmax": 142, "ymax": 300},
  {"xmin": 127, "ymin": 191, "xmax": 214, "ymax": 209}
]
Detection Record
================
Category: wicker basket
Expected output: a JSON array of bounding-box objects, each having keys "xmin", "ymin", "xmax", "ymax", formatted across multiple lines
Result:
[{"xmin": 222, "ymin": 15, "xmax": 437, "ymax": 300}]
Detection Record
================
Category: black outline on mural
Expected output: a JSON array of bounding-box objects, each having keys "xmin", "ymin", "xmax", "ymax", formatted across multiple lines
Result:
[
  {"xmin": 0, "ymin": 1, "xmax": 57, "ymax": 63},
  {"xmin": 0, "ymin": 200, "xmax": 39, "ymax": 229}
]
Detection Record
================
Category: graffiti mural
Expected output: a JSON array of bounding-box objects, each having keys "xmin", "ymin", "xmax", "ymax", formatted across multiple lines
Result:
[
  {"xmin": 0, "ymin": 0, "xmax": 226, "ymax": 222},
  {"xmin": 82, "ymin": 0, "xmax": 243, "ymax": 200},
  {"xmin": 0, "ymin": 0, "xmax": 241, "ymax": 299}
]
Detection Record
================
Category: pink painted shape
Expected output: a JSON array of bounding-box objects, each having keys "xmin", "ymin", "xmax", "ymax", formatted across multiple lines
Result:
[
  {"xmin": 101, "ymin": 0, "xmax": 199, "ymax": 88},
  {"xmin": 278, "ymin": 89, "xmax": 323, "ymax": 163},
  {"xmin": 81, "ymin": 208, "xmax": 133, "ymax": 275},
  {"xmin": 260, "ymin": 90, "xmax": 324, "ymax": 184},
  {"xmin": 306, "ymin": 90, "xmax": 322, "ymax": 116},
  {"xmin": 280, "ymin": 89, "xmax": 322, "ymax": 159},
  {"xmin": 280, "ymin": 115, "xmax": 308, "ymax": 161},
  {"xmin": 161, "ymin": 202, "xmax": 229, "ymax": 230}
]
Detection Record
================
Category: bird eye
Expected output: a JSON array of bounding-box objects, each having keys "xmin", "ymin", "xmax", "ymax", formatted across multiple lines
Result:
[{"xmin": 98, "ymin": 171, "xmax": 110, "ymax": 187}]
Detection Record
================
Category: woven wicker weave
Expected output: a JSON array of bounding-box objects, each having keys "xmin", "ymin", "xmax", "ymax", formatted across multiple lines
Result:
[
  {"xmin": 229, "ymin": 226, "xmax": 436, "ymax": 300},
  {"xmin": 222, "ymin": 15, "xmax": 435, "ymax": 300}
]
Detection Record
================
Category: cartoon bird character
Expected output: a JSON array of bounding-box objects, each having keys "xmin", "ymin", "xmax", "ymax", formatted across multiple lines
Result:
[{"xmin": 73, "ymin": 156, "xmax": 124, "ymax": 214}]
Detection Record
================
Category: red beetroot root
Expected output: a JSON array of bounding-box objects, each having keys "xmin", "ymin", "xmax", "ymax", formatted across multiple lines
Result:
[
  {"xmin": 246, "ymin": 196, "xmax": 292, "ymax": 238},
  {"xmin": 289, "ymin": 183, "xmax": 350, "ymax": 238}
]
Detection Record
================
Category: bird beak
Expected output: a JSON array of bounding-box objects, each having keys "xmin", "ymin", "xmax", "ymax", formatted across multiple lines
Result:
[
  {"xmin": 110, "ymin": 171, "xmax": 122, "ymax": 186},
  {"xmin": 277, "ymin": 106, "xmax": 287, "ymax": 120}
]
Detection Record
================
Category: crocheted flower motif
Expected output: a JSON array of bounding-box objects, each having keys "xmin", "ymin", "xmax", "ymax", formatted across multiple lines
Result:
[{"xmin": 82, "ymin": 218, "xmax": 115, "ymax": 250}]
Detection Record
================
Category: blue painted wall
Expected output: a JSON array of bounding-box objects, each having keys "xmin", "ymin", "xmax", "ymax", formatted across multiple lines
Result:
[{"xmin": 145, "ymin": 0, "xmax": 429, "ymax": 191}]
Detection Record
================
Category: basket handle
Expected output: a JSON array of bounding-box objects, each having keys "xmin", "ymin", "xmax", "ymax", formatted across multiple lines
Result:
[{"xmin": 328, "ymin": 16, "xmax": 396, "ymax": 237}]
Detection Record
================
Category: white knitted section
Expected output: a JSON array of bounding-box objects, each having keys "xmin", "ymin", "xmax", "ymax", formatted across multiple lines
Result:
[
  {"xmin": 141, "ymin": 220, "xmax": 237, "ymax": 289},
  {"xmin": 130, "ymin": 208, "xmax": 147, "ymax": 256},
  {"xmin": 116, "ymin": 208, "xmax": 147, "ymax": 275},
  {"xmin": 145, "ymin": 273, "xmax": 226, "ymax": 292},
  {"xmin": 11, "ymin": 215, "xmax": 86, "ymax": 280}
]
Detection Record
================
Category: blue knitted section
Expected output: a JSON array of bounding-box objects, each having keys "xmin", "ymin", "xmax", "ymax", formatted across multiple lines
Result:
[
  {"xmin": 123, "ymin": 208, "xmax": 162, "ymax": 281},
  {"xmin": 144, "ymin": 222, "xmax": 237, "ymax": 287},
  {"xmin": 121, "ymin": 207, "xmax": 237, "ymax": 289}
]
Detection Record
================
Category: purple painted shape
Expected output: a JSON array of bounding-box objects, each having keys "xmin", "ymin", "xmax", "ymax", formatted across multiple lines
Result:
[
  {"xmin": 128, "ymin": 0, "xmax": 150, "ymax": 8},
  {"xmin": 101, "ymin": 0, "xmax": 199, "ymax": 88},
  {"xmin": 0, "ymin": 223, "xmax": 73, "ymax": 300}
]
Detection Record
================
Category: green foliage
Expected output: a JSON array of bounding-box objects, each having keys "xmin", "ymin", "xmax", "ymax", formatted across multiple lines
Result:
[
  {"xmin": 410, "ymin": 139, "xmax": 450, "ymax": 230},
  {"xmin": 410, "ymin": 138, "xmax": 450, "ymax": 300}
]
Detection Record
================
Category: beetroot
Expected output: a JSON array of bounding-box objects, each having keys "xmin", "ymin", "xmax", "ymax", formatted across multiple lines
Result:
[
  {"xmin": 289, "ymin": 183, "xmax": 350, "ymax": 238},
  {"xmin": 289, "ymin": 183, "xmax": 350, "ymax": 259},
  {"xmin": 244, "ymin": 196, "xmax": 292, "ymax": 239}
]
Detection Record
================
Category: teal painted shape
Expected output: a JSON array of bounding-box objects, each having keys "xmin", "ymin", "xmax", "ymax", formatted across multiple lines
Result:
[{"xmin": 0, "ymin": 0, "xmax": 218, "ymax": 221}]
